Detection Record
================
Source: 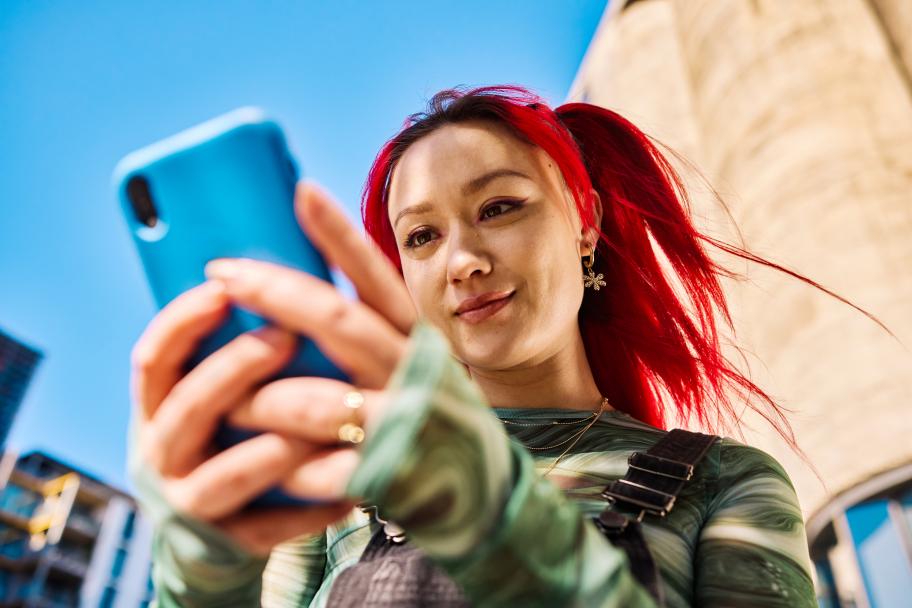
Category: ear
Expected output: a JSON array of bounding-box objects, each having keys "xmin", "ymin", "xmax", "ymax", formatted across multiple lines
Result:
[{"xmin": 579, "ymin": 188, "xmax": 603, "ymax": 255}]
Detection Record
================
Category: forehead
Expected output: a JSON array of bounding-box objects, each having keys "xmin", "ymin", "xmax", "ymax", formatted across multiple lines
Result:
[{"xmin": 387, "ymin": 120, "xmax": 556, "ymax": 213}]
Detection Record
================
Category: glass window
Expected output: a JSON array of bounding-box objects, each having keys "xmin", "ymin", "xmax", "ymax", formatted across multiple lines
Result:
[
  {"xmin": 0, "ymin": 483, "xmax": 42, "ymax": 518},
  {"xmin": 99, "ymin": 585, "xmax": 117, "ymax": 608},
  {"xmin": 901, "ymin": 489, "xmax": 912, "ymax": 540},
  {"xmin": 813, "ymin": 557, "xmax": 839, "ymax": 608},
  {"xmin": 845, "ymin": 499, "xmax": 912, "ymax": 607},
  {"xmin": 111, "ymin": 547, "xmax": 128, "ymax": 579},
  {"xmin": 122, "ymin": 509, "xmax": 136, "ymax": 540}
]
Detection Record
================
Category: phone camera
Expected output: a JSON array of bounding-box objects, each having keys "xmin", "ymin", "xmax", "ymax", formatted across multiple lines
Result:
[{"xmin": 126, "ymin": 175, "xmax": 159, "ymax": 228}]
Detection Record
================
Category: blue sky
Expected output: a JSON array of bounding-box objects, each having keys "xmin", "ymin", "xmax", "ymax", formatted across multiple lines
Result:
[{"xmin": 0, "ymin": 1, "xmax": 608, "ymax": 489}]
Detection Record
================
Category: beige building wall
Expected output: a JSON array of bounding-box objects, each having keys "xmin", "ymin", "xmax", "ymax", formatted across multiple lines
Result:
[
  {"xmin": 570, "ymin": 0, "xmax": 912, "ymax": 599},
  {"xmin": 869, "ymin": 0, "xmax": 912, "ymax": 82},
  {"xmin": 568, "ymin": 1, "xmax": 701, "ymax": 159}
]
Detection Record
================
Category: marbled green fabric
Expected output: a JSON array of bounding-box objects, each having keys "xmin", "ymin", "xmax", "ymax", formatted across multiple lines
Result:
[
  {"xmin": 132, "ymin": 320, "xmax": 816, "ymax": 607},
  {"xmin": 128, "ymin": 420, "xmax": 270, "ymax": 607}
]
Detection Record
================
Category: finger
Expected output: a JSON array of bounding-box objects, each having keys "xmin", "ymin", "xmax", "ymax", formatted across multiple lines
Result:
[
  {"xmin": 130, "ymin": 281, "xmax": 230, "ymax": 422},
  {"xmin": 204, "ymin": 258, "xmax": 406, "ymax": 388},
  {"xmin": 280, "ymin": 448, "xmax": 360, "ymax": 501},
  {"xmin": 218, "ymin": 501, "xmax": 357, "ymax": 556},
  {"xmin": 166, "ymin": 432, "xmax": 313, "ymax": 521},
  {"xmin": 150, "ymin": 325, "xmax": 298, "ymax": 476},
  {"xmin": 226, "ymin": 378, "xmax": 386, "ymax": 444},
  {"xmin": 294, "ymin": 181, "xmax": 416, "ymax": 334}
]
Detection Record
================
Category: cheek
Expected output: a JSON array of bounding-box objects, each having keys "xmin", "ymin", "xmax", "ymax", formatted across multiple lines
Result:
[
  {"xmin": 525, "ymin": 222, "xmax": 582, "ymax": 290},
  {"xmin": 534, "ymin": 231, "xmax": 586, "ymax": 320},
  {"xmin": 400, "ymin": 260, "xmax": 441, "ymax": 319}
]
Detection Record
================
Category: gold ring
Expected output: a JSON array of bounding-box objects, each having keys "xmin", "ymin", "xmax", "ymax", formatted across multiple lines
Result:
[{"xmin": 338, "ymin": 390, "xmax": 366, "ymax": 445}]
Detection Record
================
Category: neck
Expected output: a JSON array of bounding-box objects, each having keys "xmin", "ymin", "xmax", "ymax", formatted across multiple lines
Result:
[{"xmin": 466, "ymin": 329, "xmax": 610, "ymax": 413}]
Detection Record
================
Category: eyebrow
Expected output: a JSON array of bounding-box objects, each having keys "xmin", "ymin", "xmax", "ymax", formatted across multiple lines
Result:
[{"xmin": 393, "ymin": 168, "xmax": 533, "ymax": 228}]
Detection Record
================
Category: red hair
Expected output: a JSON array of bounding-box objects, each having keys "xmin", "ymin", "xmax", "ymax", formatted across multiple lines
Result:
[{"xmin": 361, "ymin": 85, "xmax": 891, "ymax": 448}]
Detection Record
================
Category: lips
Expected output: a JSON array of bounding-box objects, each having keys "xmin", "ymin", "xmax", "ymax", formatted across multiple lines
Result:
[
  {"xmin": 455, "ymin": 290, "xmax": 515, "ymax": 315},
  {"xmin": 454, "ymin": 290, "xmax": 515, "ymax": 324}
]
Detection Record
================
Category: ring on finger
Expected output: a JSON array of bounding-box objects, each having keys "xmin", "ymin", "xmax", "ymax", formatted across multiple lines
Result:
[{"xmin": 338, "ymin": 390, "xmax": 366, "ymax": 445}]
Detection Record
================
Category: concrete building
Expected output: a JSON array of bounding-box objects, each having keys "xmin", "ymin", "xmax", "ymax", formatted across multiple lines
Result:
[
  {"xmin": 0, "ymin": 451, "xmax": 153, "ymax": 607},
  {"xmin": 0, "ymin": 330, "xmax": 43, "ymax": 449},
  {"xmin": 568, "ymin": 1, "xmax": 912, "ymax": 606}
]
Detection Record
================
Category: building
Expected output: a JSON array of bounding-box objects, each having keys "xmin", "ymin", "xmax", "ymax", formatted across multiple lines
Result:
[
  {"xmin": 0, "ymin": 451, "xmax": 153, "ymax": 607},
  {"xmin": 0, "ymin": 330, "xmax": 43, "ymax": 449},
  {"xmin": 569, "ymin": 1, "xmax": 912, "ymax": 606}
]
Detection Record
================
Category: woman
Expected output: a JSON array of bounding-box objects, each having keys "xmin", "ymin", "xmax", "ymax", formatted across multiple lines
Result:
[{"xmin": 129, "ymin": 86, "xmax": 827, "ymax": 606}]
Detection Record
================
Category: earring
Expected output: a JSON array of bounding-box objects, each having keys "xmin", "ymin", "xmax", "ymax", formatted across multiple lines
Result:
[{"xmin": 582, "ymin": 246, "xmax": 606, "ymax": 291}]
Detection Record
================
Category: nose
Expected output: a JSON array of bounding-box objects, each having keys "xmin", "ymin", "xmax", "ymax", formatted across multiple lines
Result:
[{"xmin": 446, "ymin": 225, "xmax": 492, "ymax": 284}]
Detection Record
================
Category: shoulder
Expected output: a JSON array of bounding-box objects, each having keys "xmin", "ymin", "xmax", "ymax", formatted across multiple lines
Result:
[
  {"xmin": 696, "ymin": 438, "xmax": 815, "ymax": 600},
  {"xmin": 705, "ymin": 437, "xmax": 804, "ymax": 521},
  {"xmin": 715, "ymin": 437, "xmax": 796, "ymax": 489}
]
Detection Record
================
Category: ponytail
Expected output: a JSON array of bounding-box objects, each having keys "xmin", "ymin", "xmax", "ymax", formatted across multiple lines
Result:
[{"xmin": 558, "ymin": 103, "xmax": 767, "ymax": 433}]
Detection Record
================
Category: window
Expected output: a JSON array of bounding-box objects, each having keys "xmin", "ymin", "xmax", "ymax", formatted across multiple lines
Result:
[
  {"xmin": 811, "ymin": 524, "xmax": 840, "ymax": 608},
  {"xmin": 808, "ymin": 471, "xmax": 912, "ymax": 607},
  {"xmin": 901, "ymin": 488, "xmax": 912, "ymax": 534},
  {"xmin": 122, "ymin": 509, "xmax": 136, "ymax": 540},
  {"xmin": 99, "ymin": 585, "xmax": 117, "ymax": 608},
  {"xmin": 111, "ymin": 547, "xmax": 128, "ymax": 579},
  {"xmin": 845, "ymin": 499, "xmax": 912, "ymax": 606}
]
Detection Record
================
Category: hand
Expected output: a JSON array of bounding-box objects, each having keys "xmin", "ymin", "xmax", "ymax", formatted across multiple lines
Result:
[{"xmin": 129, "ymin": 181, "xmax": 416, "ymax": 554}]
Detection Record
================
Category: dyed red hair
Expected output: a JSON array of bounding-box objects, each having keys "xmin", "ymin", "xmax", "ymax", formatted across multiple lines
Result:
[{"xmin": 361, "ymin": 85, "xmax": 891, "ymax": 448}]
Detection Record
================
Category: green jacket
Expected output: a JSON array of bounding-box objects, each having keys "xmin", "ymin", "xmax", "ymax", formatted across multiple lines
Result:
[{"xmin": 130, "ymin": 320, "xmax": 817, "ymax": 607}]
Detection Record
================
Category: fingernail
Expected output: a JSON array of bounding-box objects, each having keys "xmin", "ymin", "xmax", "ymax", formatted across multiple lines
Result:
[
  {"xmin": 304, "ymin": 184, "xmax": 325, "ymax": 220},
  {"xmin": 256, "ymin": 325, "xmax": 295, "ymax": 346},
  {"xmin": 205, "ymin": 259, "xmax": 240, "ymax": 281}
]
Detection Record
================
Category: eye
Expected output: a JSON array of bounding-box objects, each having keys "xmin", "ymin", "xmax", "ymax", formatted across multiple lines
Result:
[
  {"xmin": 481, "ymin": 199, "xmax": 522, "ymax": 220},
  {"xmin": 403, "ymin": 228, "xmax": 436, "ymax": 249}
]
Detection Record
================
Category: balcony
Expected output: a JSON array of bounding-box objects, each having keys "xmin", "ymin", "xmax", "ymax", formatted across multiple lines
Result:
[{"xmin": 62, "ymin": 510, "xmax": 99, "ymax": 541}]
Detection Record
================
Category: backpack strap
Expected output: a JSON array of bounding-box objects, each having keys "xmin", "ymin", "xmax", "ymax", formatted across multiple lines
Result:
[
  {"xmin": 602, "ymin": 429, "xmax": 718, "ymax": 517},
  {"xmin": 594, "ymin": 429, "xmax": 719, "ymax": 605}
]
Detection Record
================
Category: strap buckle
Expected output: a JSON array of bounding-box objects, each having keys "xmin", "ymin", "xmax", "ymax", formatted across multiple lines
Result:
[
  {"xmin": 595, "ymin": 509, "xmax": 646, "ymax": 535},
  {"xmin": 627, "ymin": 452, "xmax": 694, "ymax": 481},
  {"xmin": 602, "ymin": 479, "xmax": 677, "ymax": 516}
]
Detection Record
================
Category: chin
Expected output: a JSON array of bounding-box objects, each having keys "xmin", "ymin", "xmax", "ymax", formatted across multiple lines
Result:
[{"xmin": 450, "ymin": 328, "xmax": 529, "ymax": 371}]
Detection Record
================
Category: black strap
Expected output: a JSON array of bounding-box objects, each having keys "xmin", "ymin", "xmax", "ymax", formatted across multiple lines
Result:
[
  {"xmin": 594, "ymin": 429, "xmax": 719, "ymax": 605},
  {"xmin": 327, "ymin": 526, "xmax": 469, "ymax": 607},
  {"xmin": 602, "ymin": 429, "xmax": 718, "ymax": 517}
]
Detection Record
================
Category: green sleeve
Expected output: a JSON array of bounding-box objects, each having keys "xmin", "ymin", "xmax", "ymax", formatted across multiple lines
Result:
[
  {"xmin": 262, "ymin": 534, "xmax": 328, "ymax": 607},
  {"xmin": 127, "ymin": 419, "xmax": 328, "ymax": 607},
  {"xmin": 694, "ymin": 440, "xmax": 817, "ymax": 607},
  {"xmin": 345, "ymin": 320, "xmax": 657, "ymax": 607}
]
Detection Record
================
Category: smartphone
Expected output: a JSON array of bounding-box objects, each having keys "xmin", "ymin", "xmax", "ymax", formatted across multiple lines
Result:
[{"xmin": 114, "ymin": 107, "xmax": 347, "ymax": 507}]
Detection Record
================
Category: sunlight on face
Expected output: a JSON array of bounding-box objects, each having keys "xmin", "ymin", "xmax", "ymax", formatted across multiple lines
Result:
[{"xmin": 387, "ymin": 119, "xmax": 594, "ymax": 371}]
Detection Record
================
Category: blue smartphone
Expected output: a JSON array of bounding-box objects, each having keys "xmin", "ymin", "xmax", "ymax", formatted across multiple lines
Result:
[{"xmin": 114, "ymin": 107, "xmax": 347, "ymax": 508}]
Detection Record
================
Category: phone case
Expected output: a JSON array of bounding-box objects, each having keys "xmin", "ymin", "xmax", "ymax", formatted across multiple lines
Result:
[{"xmin": 114, "ymin": 107, "xmax": 347, "ymax": 507}]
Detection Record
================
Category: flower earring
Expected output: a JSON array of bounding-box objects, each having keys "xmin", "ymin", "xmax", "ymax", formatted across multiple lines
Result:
[{"xmin": 582, "ymin": 246, "xmax": 606, "ymax": 291}]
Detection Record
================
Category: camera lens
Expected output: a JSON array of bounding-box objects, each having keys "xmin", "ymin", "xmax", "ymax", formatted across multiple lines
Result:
[{"xmin": 126, "ymin": 175, "xmax": 159, "ymax": 228}]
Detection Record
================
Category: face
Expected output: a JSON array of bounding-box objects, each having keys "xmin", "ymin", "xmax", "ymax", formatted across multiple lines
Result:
[{"xmin": 387, "ymin": 119, "xmax": 600, "ymax": 371}]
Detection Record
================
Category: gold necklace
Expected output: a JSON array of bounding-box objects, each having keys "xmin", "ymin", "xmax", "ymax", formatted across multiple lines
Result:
[
  {"xmin": 502, "ymin": 397, "xmax": 610, "ymax": 478},
  {"xmin": 501, "ymin": 413, "xmax": 599, "ymax": 428}
]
